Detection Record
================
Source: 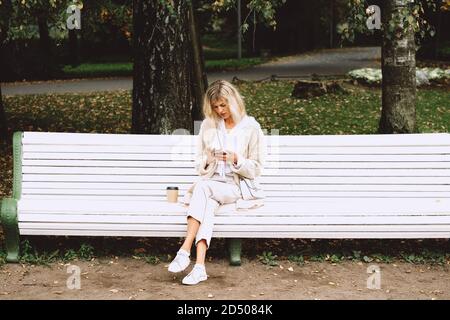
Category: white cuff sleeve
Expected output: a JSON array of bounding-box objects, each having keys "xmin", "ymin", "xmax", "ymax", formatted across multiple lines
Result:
[{"xmin": 233, "ymin": 153, "xmax": 244, "ymax": 169}]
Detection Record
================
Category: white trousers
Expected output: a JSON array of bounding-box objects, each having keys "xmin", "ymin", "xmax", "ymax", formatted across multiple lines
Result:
[{"xmin": 186, "ymin": 172, "xmax": 242, "ymax": 248}]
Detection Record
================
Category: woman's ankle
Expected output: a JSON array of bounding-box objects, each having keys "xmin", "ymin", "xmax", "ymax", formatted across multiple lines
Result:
[{"xmin": 180, "ymin": 244, "xmax": 191, "ymax": 253}]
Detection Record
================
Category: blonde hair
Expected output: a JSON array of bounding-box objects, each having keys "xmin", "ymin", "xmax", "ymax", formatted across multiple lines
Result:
[{"xmin": 202, "ymin": 80, "xmax": 246, "ymax": 125}]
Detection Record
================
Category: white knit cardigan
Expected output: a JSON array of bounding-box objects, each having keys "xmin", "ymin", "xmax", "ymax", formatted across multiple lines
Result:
[{"xmin": 183, "ymin": 116, "xmax": 267, "ymax": 209}]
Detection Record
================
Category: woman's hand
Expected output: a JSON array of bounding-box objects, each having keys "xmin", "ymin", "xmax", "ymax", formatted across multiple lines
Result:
[
  {"xmin": 206, "ymin": 149, "xmax": 216, "ymax": 165},
  {"xmin": 214, "ymin": 149, "xmax": 238, "ymax": 165}
]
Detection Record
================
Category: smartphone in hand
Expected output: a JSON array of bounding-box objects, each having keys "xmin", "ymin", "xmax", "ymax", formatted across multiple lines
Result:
[{"xmin": 214, "ymin": 149, "xmax": 228, "ymax": 161}]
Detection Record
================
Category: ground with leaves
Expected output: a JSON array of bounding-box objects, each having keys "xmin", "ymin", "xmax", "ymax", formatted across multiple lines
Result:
[
  {"xmin": 1, "ymin": 257, "xmax": 449, "ymax": 300},
  {"xmin": 1, "ymin": 237, "xmax": 449, "ymax": 300}
]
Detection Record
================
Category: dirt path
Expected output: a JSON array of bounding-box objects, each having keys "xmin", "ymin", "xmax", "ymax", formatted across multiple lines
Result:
[{"xmin": 1, "ymin": 258, "xmax": 448, "ymax": 300}]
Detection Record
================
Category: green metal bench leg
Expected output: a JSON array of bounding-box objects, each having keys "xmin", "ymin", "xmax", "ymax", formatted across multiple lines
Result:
[
  {"xmin": 0, "ymin": 198, "xmax": 20, "ymax": 263},
  {"xmin": 227, "ymin": 238, "xmax": 242, "ymax": 266}
]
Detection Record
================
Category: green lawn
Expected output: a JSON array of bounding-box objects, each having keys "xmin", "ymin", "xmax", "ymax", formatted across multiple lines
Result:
[
  {"xmin": 62, "ymin": 63, "xmax": 133, "ymax": 78},
  {"xmin": 1, "ymin": 82, "xmax": 449, "ymax": 265},
  {"xmin": 437, "ymin": 41, "xmax": 450, "ymax": 60},
  {"xmin": 205, "ymin": 57, "xmax": 265, "ymax": 72},
  {"xmin": 202, "ymin": 33, "xmax": 249, "ymax": 60},
  {"xmin": 62, "ymin": 57, "xmax": 266, "ymax": 78},
  {"xmin": 61, "ymin": 33, "xmax": 264, "ymax": 78},
  {"xmin": 3, "ymin": 82, "xmax": 449, "ymax": 138},
  {"xmin": 238, "ymin": 82, "xmax": 450, "ymax": 135}
]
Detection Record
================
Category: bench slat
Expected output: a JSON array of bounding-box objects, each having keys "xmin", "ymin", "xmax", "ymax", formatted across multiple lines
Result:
[
  {"xmin": 22, "ymin": 132, "xmax": 450, "ymax": 146},
  {"xmin": 18, "ymin": 229, "xmax": 450, "ymax": 238},
  {"xmin": 22, "ymin": 152, "xmax": 450, "ymax": 162},
  {"xmin": 22, "ymin": 159, "xmax": 450, "ymax": 169},
  {"xmin": 18, "ymin": 208, "xmax": 450, "ymax": 217},
  {"xmin": 21, "ymin": 167, "xmax": 450, "ymax": 177},
  {"xmin": 20, "ymin": 195, "xmax": 450, "ymax": 202},
  {"xmin": 18, "ymin": 198, "xmax": 450, "ymax": 214},
  {"xmin": 22, "ymin": 174, "xmax": 450, "ymax": 184},
  {"xmin": 18, "ymin": 223, "xmax": 450, "ymax": 233},
  {"xmin": 17, "ymin": 214, "xmax": 450, "ymax": 225},
  {"xmin": 20, "ymin": 191, "xmax": 450, "ymax": 199},
  {"xmin": 22, "ymin": 181, "xmax": 450, "ymax": 192},
  {"xmin": 22, "ymin": 144, "xmax": 450, "ymax": 155}
]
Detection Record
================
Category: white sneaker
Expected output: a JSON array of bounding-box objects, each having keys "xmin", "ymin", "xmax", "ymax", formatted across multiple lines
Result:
[
  {"xmin": 168, "ymin": 249, "xmax": 190, "ymax": 273},
  {"xmin": 182, "ymin": 264, "xmax": 208, "ymax": 285}
]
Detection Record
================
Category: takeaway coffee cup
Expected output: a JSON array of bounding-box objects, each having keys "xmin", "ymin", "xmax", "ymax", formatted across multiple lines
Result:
[{"xmin": 166, "ymin": 186, "xmax": 179, "ymax": 203}]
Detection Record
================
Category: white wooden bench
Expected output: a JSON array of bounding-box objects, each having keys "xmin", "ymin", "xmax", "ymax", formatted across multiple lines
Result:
[{"xmin": 1, "ymin": 131, "xmax": 450, "ymax": 264}]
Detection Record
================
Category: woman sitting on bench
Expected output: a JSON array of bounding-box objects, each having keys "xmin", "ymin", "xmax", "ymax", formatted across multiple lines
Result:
[{"xmin": 168, "ymin": 79, "xmax": 266, "ymax": 285}]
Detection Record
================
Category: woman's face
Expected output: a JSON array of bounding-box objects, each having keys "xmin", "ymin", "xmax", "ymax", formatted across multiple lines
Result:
[{"xmin": 211, "ymin": 97, "xmax": 232, "ymax": 121}]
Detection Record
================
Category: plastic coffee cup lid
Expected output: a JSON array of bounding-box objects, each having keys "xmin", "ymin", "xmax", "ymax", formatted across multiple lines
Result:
[{"xmin": 166, "ymin": 186, "xmax": 179, "ymax": 190}]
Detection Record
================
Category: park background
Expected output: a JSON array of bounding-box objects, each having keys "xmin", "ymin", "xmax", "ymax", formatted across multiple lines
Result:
[{"xmin": 0, "ymin": 0, "xmax": 449, "ymax": 299}]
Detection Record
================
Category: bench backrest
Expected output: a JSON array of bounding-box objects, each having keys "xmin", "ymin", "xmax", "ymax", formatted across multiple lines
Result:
[{"xmin": 17, "ymin": 132, "xmax": 450, "ymax": 202}]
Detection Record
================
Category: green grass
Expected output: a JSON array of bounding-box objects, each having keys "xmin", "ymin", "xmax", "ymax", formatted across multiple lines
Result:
[
  {"xmin": 19, "ymin": 239, "xmax": 59, "ymax": 266},
  {"xmin": 132, "ymin": 253, "xmax": 164, "ymax": 265},
  {"xmin": 237, "ymin": 81, "xmax": 450, "ymax": 135},
  {"xmin": 60, "ymin": 34, "xmax": 262, "ymax": 78},
  {"xmin": 1, "ymin": 81, "xmax": 449, "ymax": 265},
  {"xmin": 17, "ymin": 239, "xmax": 96, "ymax": 266},
  {"xmin": 61, "ymin": 57, "xmax": 265, "ymax": 78},
  {"xmin": 202, "ymin": 33, "xmax": 248, "ymax": 60},
  {"xmin": 285, "ymin": 250, "xmax": 447, "ymax": 265},
  {"xmin": 437, "ymin": 41, "xmax": 450, "ymax": 59},
  {"xmin": 0, "ymin": 249, "xmax": 6, "ymax": 266},
  {"xmin": 205, "ymin": 57, "xmax": 265, "ymax": 71},
  {"xmin": 258, "ymin": 251, "xmax": 279, "ymax": 266},
  {"xmin": 62, "ymin": 63, "xmax": 133, "ymax": 78},
  {"xmin": 0, "ymin": 238, "xmax": 168, "ymax": 266}
]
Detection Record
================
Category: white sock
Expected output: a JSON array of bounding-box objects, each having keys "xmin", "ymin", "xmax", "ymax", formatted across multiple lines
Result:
[
  {"xmin": 178, "ymin": 249, "xmax": 190, "ymax": 257},
  {"xmin": 193, "ymin": 263, "xmax": 205, "ymax": 271}
]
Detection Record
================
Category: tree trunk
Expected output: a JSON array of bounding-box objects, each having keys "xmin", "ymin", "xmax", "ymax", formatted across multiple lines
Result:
[
  {"xmin": 132, "ymin": 0, "xmax": 198, "ymax": 135},
  {"xmin": 0, "ymin": 0, "xmax": 12, "ymax": 140},
  {"xmin": 37, "ymin": 15, "xmax": 52, "ymax": 78},
  {"xmin": 329, "ymin": 0, "xmax": 337, "ymax": 48},
  {"xmin": 68, "ymin": 29, "xmax": 79, "ymax": 67},
  {"xmin": 378, "ymin": 0, "xmax": 417, "ymax": 134},
  {"xmin": 434, "ymin": 9, "xmax": 442, "ymax": 60},
  {"xmin": 0, "ymin": 84, "xmax": 7, "ymax": 141},
  {"xmin": 188, "ymin": 1, "xmax": 208, "ymax": 123}
]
